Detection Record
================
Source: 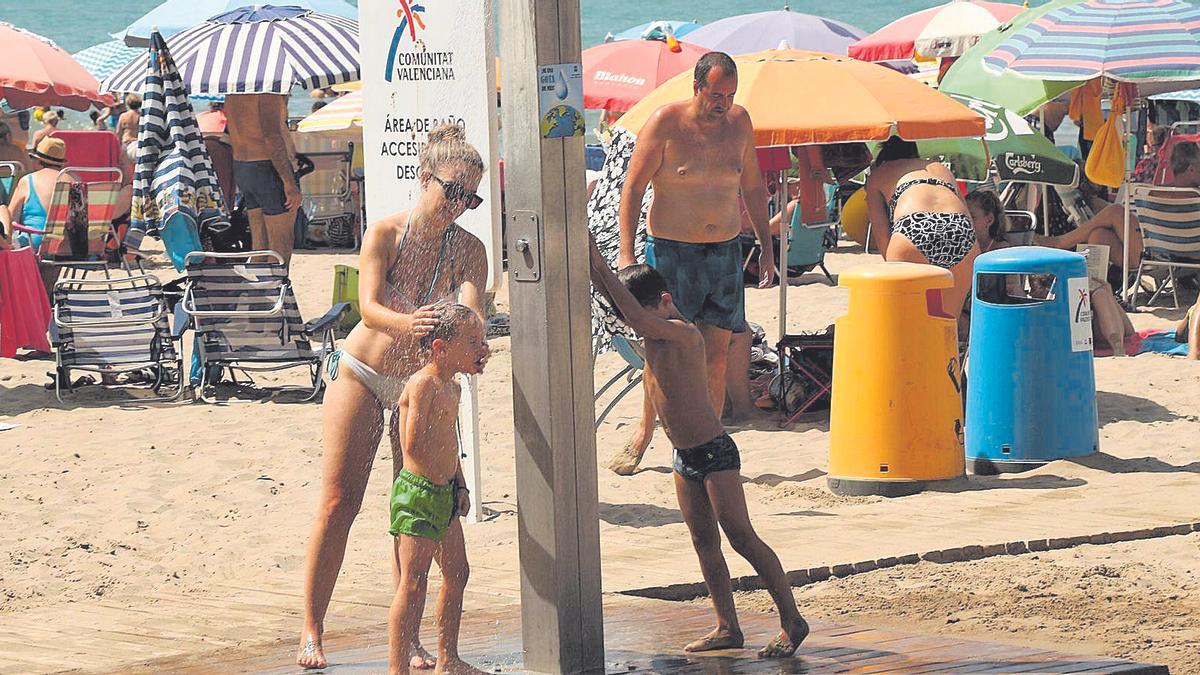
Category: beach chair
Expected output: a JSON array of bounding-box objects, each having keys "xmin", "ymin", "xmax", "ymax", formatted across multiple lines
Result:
[
  {"xmin": 594, "ymin": 334, "xmax": 644, "ymax": 428},
  {"xmin": 1131, "ymin": 184, "xmax": 1200, "ymax": 309},
  {"xmin": 0, "ymin": 161, "xmax": 21, "ymax": 206},
  {"xmin": 179, "ymin": 251, "xmax": 349, "ymax": 403},
  {"xmin": 9, "ymin": 167, "xmax": 127, "ymax": 277},
  {"xmin": 295, "ymin": 133, "xmax": 358, "ymax": 248},
  {"xmin": 49, "ymin": 274, "xmax": 184, "ymax": 402},
  {"xmin": 785, "ymin": 201, "xmax": 835, "ymax": 283},
  {"xmin": 773, "ymin": 328, "xmax": 834, "ymax": 427}
]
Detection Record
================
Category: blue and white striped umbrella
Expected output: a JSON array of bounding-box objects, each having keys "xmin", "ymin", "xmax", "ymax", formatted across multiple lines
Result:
[
  {"xmin": 983, "ymin": 0, "xmax": 1200, "ymax": 82},
  {"xmin": 127, "ymin": 30, "xmax": 225, "ymax": 269},
  {"xmin": 115, "ymin": 0, "xmax": 356, "ymax": 47},
  {"xmin": 1149, "ymin": 88, "xmax": 1200, "ymax": 102},
  {"xmin": 73, "ymin": 40, "xmax": 144, "ymax": 85},
  {"xmin": 101, "ymin": 5, "xmax": 359, "ymax": 96}
]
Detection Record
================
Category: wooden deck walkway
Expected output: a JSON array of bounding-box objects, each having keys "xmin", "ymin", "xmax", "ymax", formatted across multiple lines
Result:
[{"xmin": 135, "ymin": 597, "xmax": 1168, "ymax": 674}]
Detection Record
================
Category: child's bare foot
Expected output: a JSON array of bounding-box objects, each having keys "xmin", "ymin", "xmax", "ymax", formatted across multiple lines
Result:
[
  {"xmin": 684, "ymin": 627, "xmax": 744, "ymax": 652},
  {"xmin": 434, "ymin": 656, "xmax": 488, "ymax": 674},
  {"xmin": 296, "ymin": 632, "xmax": 326, "ymax": 669},
  {"xmin": 757, "ymin": 616, "xmax": 809, "ymax": 658},
  {"xmin": 606, "ymin": 443, "xmax": 646, "ymax": 476},
  {"xmin": 410, "ymin": 641, "xmax": 436, "ymax": 670}
]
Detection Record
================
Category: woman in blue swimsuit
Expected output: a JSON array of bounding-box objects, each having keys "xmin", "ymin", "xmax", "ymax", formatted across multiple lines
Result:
[
  {"xmin": 296, "ymin": 125, "xmax": 490, "ymax": 670},
  {"xmin": 865, "ymin": 136, "xmax": 980, "ymax": 322}
]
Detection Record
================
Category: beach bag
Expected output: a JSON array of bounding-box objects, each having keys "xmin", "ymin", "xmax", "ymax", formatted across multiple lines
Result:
[
  {"xmin": 1084, "ymin": 85, "xmax": 1131, "ymax": 189},
  {"xmin": 61, "ymin": 183, "xmax": 90, "ymax": 259},
  {"xmin": 331, "ymin": 264, "xmax": 361, "ymax": 333}
]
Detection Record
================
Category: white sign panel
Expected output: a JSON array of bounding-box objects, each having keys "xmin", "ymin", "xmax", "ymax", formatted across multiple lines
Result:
[
  {"xmin": 1067, "ymin": 276, "xmax": 1093, "ymax": 352},
  {"xmin": 361, "ymin": 0, "xmax": 502, "ymax": 289}
]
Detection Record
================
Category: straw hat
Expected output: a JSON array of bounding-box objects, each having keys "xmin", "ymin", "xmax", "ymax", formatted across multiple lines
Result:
[{"xmin": 30, "ymin": 137, "xmax": 66, "ymax": 167}]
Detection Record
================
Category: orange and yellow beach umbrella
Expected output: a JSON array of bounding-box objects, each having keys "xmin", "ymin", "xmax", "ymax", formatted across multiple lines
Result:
[{"xmin": 617, "ymin": 49, "xmax": 985, "ymax": 146}]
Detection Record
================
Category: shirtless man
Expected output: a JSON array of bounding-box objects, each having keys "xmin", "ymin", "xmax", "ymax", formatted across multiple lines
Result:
[
  {"xmin": 612, "ymin": 52, "xmax": 775, "ymax": 473},
  {"xmin": 224, "ymin": 93, "xmax": 301, "ymax": 264},
  {"xmin": 590, "ymin": 237, "xmax": 807, "ymax": 658}
]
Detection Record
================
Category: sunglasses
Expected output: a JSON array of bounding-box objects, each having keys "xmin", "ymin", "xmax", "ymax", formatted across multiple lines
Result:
[{"xmin": 431, "ymin": 174, "xmax": 483, "ymax": 210}]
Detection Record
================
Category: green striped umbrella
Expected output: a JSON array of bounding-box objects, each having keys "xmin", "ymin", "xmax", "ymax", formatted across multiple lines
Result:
[{"xmin": 939, "ymin": 0, "xmax": 1085, "ymax": 115}]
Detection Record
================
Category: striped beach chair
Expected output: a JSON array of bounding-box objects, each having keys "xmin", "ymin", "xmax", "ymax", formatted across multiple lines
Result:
[
  {"xmin": 50, "ymin": 274, "xmax": 184, "ymax": 402},
  {"xmin": 1131, "ymin": 184, "xmax": 1200, "ymax": 308},
  {"xmin": 179, "ymin": 251, "xmax": 348, "ymax": 402},
  {"xmin": 11, "ymin": 167, "xmax": 128, "ymax": 277}
]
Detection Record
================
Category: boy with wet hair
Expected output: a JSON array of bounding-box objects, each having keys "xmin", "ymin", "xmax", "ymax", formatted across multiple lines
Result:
[
  {"xmin": 589, "ymin": 237, "xmax": 809, "ymax": 658},
  {"xmin": 389, "ymin": 302, "xmax": 490, "ymax": 675}
]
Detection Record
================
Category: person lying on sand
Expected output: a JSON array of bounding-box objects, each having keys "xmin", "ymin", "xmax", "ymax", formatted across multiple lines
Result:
[
  {"xmin": 389, "ymin": 303, "xmax": 489, "ymax": 675},
  {"xmin": 589, "ymin": 235, "xmax": 808, "ymax": 658}
]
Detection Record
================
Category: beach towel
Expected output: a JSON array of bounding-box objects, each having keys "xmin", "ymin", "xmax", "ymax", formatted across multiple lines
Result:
[
  {"xmin": 0, "ymin": 247, "xmax": 51, "ymax": 357},
  {"xmin": 588, "ymin": 126, "xmax": 651, "ymax": 354},
  {"xmin": 1136, "ymin": 329, "xmax": 1190, "ymax": 356}
]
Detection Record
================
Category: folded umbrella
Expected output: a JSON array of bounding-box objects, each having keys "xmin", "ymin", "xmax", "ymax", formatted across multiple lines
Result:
[{"xmin": 127, "ymin": 30, "xmax": 226, "ymax": 271}]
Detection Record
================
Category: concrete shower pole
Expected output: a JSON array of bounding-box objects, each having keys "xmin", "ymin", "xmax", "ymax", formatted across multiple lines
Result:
[{"xmin": 499, "ymin": 0, "xmax": 605, "ymax": 672}]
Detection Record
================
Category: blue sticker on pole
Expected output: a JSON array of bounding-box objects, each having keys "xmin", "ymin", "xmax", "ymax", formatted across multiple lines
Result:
[{"xmin": 538, "ymin": 63, "xmax": 585, "ymax": 139}]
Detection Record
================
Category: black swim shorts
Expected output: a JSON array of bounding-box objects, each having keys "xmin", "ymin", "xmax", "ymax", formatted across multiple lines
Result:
[
  {"xmin": 673, "ymin": 433, "xmax": 742, "ymax": 481},
  {"xmin": 645, "ymin": 235, "xmax": 747, "ymax": 333},
  {"xmin": 232, "ymin": 159, "xmax": 289, "ymax": 216}
]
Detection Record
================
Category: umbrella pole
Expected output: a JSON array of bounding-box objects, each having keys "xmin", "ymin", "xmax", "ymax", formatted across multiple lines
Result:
[
  {"xmin": 1122, "ymin": 105, "xmax": 1135, "ymax": 303},
  {"xmin": 1040, "ymin": 109, "xmax": 1051, "ymax": 235},
  {"xmin": 777, "ymin": 168, "xmax": 789, "ymax": 344}
]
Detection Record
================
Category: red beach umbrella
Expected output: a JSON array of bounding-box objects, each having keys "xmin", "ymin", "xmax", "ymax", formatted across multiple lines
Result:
[
  {"xmin": 582, "ymin": 37, "xmax": 709, "ymax": 113},
  {"xmin": 0, "ymin": 22, "xmax": 114, "ymax": 111},
  {"xmin": 849, "ymin": 0, "xmax": 1025, "ymax": 62}
]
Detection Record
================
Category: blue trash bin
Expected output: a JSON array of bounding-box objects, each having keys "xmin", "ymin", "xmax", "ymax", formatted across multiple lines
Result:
[{"xmin": 966, "ymin": 247, "xmax": 1099, "ymax": 474}]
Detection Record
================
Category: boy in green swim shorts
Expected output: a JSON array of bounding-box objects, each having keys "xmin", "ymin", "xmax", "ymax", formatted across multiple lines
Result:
[{"xmin": 389, "ymin": 302, "xmax": 490, "ymax": 675}]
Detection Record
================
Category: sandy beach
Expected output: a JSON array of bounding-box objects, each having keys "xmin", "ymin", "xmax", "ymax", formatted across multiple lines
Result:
[{"xmin": 1, "ymin": 241, "xmax": 1198, "ymax": 672}]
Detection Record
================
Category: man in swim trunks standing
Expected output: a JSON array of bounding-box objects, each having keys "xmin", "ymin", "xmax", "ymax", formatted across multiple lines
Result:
[
  {"xmin": 590, "ymin": 238, "xmax": 807, "ymax": 658},
  {"xmin": 225, "ymin": 94, "xmax": 301, "ymax": 264},
  {"xmin": 615, "ymin": 52, "xmax": 775, "ymax": 466}
]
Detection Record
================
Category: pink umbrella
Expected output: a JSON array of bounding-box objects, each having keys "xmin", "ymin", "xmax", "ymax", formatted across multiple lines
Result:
[
  {"xmin": 849, "ymin": 0, "xmax": 1025, "ymax": 62},
  {"xmin": 0, "ymin": 22, "xmax": 113, "ymax": 110},
  {"xmin": 583, "ymin": 37, "xmax": 709, "ymax": 113}
]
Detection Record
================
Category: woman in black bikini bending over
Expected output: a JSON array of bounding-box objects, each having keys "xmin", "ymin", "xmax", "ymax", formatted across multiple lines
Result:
[{"xmin": 865, "ymin": 137, "xmax": 981, "ymax": 321}]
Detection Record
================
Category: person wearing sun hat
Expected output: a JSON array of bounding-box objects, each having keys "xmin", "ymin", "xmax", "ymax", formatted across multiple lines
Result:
[{"xmin": 2, "ymin": 137, "xmax": 70, "ymax": 252}]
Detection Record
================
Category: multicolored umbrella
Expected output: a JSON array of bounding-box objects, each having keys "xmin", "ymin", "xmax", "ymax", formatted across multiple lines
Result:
[
  {"xmin": 849, "ymin": 0, "xmax": 1025, "ymax": 62},
  {"xmin": 582, "ymin": 38, "xmax": 708, "ymax": 113},
  {"xmin": 920, "ymin": 94, "xmax": 1079, "ymax": 185},
  {"xmin": 611, "ymin": 20, "xmax": 702, "ymax": 41},
  {"xmin": 297, "ymin": 91, "xmax": 362, "ymax": 133},
  {"xmin": 103, "ymin": 5, "xmax": 359, "ymax": 96},
  {"xmin": 939, "ymin": 0, "xmax": 1084, "ymax": 115},
  {"xmin": 0, "ymin": 22, "xmax": 113, "ymax": 111},
  {"xmin": 73, "ymin": 40, "xmax": 144, "ymax": 87},
  {"xmin": 683, "ymin": 10, "xmax": 865, "ymax": 56},
  {"xmin": 127, "ymin": 30, "xmax": 225, "ymax": 270},
  {"xmin": 983, "ymin": 0, "xmax": 1200, "ymax": 82},
  {"xmin": 616, "ymin": 49, "xmax": 985, "ymax": 147},
  {"xmin": 115, "ymin": 0, "xmax": 357, "ymax": 47}
]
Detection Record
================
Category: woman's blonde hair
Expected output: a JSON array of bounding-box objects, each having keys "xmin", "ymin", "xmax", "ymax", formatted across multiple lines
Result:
[{"xmin": 420, "ymin": 123, "xmax": 484, "ymax": 181}]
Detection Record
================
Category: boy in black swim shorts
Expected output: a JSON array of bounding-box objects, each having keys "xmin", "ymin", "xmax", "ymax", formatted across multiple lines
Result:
[{"xmin": 589, "ymin": 236, "xmax": 809, "ymax": 660}]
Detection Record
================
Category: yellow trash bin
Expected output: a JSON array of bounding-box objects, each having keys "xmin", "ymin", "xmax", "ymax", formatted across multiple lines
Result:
[{"xmin": 828, "ymin": 262, "xmax": 965, "ymax": 497}]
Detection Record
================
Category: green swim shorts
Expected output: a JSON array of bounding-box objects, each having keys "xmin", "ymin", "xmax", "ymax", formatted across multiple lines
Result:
[{"xmin": 389, "ymin": 469, "xmax": 457, "ymax": 542}]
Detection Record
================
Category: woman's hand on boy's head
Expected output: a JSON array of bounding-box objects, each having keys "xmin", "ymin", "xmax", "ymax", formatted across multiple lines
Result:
[{"xmin": 411, "ymin": 305, "xmax": 440, "ymax": 335}]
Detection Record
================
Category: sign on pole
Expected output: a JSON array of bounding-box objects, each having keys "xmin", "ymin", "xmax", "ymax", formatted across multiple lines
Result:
[{"xmin": 361, "ymin": 0, "xmax": 502, "ymax": 290}]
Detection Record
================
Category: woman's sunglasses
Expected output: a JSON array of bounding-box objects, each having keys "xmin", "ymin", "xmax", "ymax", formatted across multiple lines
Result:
[{"xmin": 431, "ymin": 174, "xmax": 483, "ymax": 210}]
